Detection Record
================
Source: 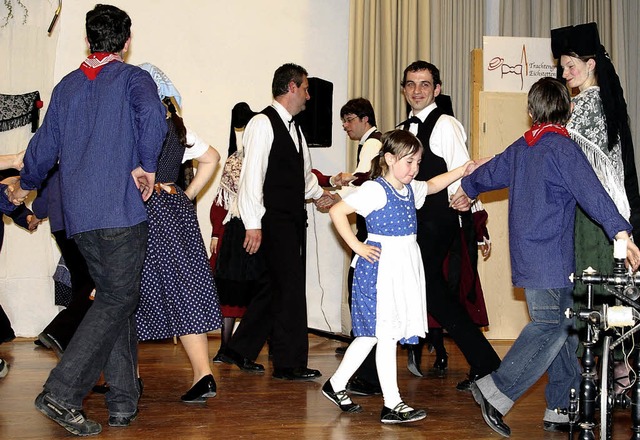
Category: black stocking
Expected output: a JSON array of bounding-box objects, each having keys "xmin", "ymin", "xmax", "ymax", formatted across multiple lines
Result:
[
  {"xmin": 429, "ymin": 327, "xmax": 447, "ymax": 361},
  {"xmin": 220, "ymin": 317, "xmax": 236, "ymax": 350}
]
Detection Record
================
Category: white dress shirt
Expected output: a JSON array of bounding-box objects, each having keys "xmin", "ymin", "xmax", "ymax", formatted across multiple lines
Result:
[
  {"xmin": 238, "ymin": 100, "xmax": 324, "ymax": 230},
  {"xmin": 353, "ymin": 126, "xmax": 382, "ymax": 175},
  {"xmin": 408, "ymin": 102, "xmax": 469, "ymax": 196}
]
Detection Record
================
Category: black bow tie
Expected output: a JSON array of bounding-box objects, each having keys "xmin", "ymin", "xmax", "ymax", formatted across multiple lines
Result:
[{"xmin": 397, "ymin": 116, "xmax": 422, "ymax": 130}]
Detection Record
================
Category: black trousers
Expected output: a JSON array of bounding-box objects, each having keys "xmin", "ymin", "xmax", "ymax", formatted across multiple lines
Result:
[
  {"xmin": 228, "ymin": 211, "xmax": 310, "ymax": 369},
  {"xmin": 417, "ymin": 217, "xmax": 500, "ymax": 377},
  {"xmin": 0, "ymin": 304, "xmax": 14, "ymax": 343},
  {"xmin": 41, "ymin": 230, "xmax": 95, "ymax": 348}
]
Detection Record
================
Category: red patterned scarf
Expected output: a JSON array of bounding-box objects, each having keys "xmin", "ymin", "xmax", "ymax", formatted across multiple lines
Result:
[
  {"xmin": 80, "ymin": 52, "xmax": 123, "ymax": 80},
  {"xmin": 524, "ymin": 123, "xmax": 570, "ymax": 146}
]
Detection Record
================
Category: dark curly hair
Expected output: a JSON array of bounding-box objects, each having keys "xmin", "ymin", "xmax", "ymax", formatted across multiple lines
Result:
[{"xmin": 85, "ymin": 4, "xmax": 131, "ymax": 53}]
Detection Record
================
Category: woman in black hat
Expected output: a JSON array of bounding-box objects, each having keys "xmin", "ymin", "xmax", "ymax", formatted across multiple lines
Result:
[{"xmin": 552, "ymin": 22, "xmax": 640, "ymax": 399}]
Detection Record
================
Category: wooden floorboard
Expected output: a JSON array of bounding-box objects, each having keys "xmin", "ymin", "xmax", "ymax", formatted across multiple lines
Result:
[{"xmin": 0, "ymin": 334, "xmax": 634, "ymax": 439}]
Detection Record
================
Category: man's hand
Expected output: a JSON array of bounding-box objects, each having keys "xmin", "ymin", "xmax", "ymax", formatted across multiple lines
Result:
[
  {"xmin": 314, "ymin": 191, "xmax": 341, "ymax": 213},
  {"xmin": 479, "ymin": 237, "xmax": 491, "ymax": 259},
  {"xmin": 131, "ymin": 167, "xmax": 156, "ymax": 202},
  {"xmin": 244, "ymin": 229, "xmax": 262, "ymax": 255},
  {"xmin": 26, "ymin": 214, "xmax": 43, "ymax": 231},
  {"xmin": 449, "ymin": 186, "xmax": 471, "ymax": 212},
  {"xmin": 332, "ymin": 172, "xmax": 355, "ymax": 188}
]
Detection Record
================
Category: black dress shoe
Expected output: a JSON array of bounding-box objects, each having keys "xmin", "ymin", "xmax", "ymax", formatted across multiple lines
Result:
[
  {"xmin": 225, "ymin": 349, "xmax": 265, "ymax": 373},
  {"xmin": 430, "ymin": 354, "xmax": 448, "ymax": 378},
  {"xmin": 470, "ymin": 383, "xmax": 511, "ymax": 437},
  {"xmin": 272, "ymin": 367, "xmax": 322, "ymax": 381},
  {"xmin": 346, "ymin": 376, "xmax": 382, "ymax": 396},
  {"xmin": 407, "ymin": 346, "xmax": 423, "ymax": 377},
  {"xmin": 334, "ymin": 346, "xmax": 348, "ymax": 356},
  {"xmin": 321, "ymin": 380, "xmax": 362, "ymax": 413},
  {"xmin": 0, "ymin": 331, "xmax": 15, "ymax": 344},
  {"xmin": 543, "ymin": 421, "xmax": 570, "ymax": 432},
  {"xmin": 456, "ymin": 374, "xmax": 480, "ymax": 392},
  {"xmin": 212, "ymin": 350, "xmax": 233, "ymax": 364},
  {"xmin": 108, "ymin": 409, "xmax": 138, "ymax": 427},
  {"xmin": 380, "ymin": 402, "xmax": 427, "ymax": 424},
  {"xmin": 181, "ymin": 374, "xmax": 217, "ymax": 403},
  {"xmin": 37, "ymin": 332, "xmax": 64, "ymax": 359}
]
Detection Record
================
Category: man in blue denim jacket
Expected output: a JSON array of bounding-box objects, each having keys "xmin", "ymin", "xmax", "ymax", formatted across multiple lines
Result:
[{"xmin": 9, "ymin": 4, "xmax": 166, "ymax": 436}]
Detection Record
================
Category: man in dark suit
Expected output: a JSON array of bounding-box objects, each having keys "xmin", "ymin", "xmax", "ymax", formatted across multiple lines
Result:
[
  {"xmin": 399, "ymin": 60, "xmax": 501, "ymax": 388},
  {"xmin": 224, "ymin": 63, "xmax": 336, "ymax": 380}
]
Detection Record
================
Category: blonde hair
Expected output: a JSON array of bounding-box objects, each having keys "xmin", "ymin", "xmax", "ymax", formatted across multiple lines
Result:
[{"xmin": 370, "ymin": 129, "xmax": 423, "ymax": 179}]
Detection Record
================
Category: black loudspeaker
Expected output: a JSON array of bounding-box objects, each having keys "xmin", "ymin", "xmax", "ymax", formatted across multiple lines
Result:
[{"xmin": 296, "ymin": 77, "xmax": 333, "ymax": 147}]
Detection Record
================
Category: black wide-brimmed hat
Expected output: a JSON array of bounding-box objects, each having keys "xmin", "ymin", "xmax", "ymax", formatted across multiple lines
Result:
[{"xmin": 551, "ymin": 22, "xmax": 601, "ymax": 59}]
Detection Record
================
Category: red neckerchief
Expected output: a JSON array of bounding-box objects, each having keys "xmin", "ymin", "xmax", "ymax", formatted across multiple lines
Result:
[
  {"xmin": 524, "ymin": 123, "xmax": 570, "ymax": 146},
  {"xmin": 80, "ymin": 52, "xmax": 123, "ymax": 80}
]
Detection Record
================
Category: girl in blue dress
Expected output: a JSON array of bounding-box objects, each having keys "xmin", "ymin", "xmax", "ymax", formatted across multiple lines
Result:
[{"xmin": 323, "ymin": 129, "xmax": 472, "ymax": 424}]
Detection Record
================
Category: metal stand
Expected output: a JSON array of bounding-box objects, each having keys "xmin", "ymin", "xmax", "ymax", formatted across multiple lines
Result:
[
  {"xmin": 570, "ymin": 264, "xmax": 640, "ymax": 440},
  {"xmin": 577, "ymin": 284, "xmax": 598, "ymax": 439},
  {"xmin": 568, "ymin": 388, "xmax": 579, "ymax": 438},
  {"xmin": 632, "ymin": 347, "xmax": 640, "ymax": 440}
]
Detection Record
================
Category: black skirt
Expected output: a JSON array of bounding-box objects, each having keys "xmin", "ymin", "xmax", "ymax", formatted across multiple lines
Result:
[
  {"xmin": 215, "ymin": 217, "xmax": 266, "ymax": 308},
  {"xmin": 215, "ymin": 217, "xmax": 266, "ymax": 281}
]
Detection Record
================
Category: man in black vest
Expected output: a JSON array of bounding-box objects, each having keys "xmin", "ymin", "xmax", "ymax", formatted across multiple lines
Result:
[
  {"xmin": 226, "ymin": 63, "xmax": 335, "ymax": 380},
  {"xmin": 400, "ymin": 60, "xmax": 501, "ymax": 388}
]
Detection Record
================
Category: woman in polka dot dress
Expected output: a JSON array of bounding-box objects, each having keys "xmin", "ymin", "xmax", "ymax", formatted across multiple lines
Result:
[
  {"xmin": 322, "ymin": 129, "xmax": 473, "ymax": 424},
  {"xmin": 135, "ymin": 64, "xmax": 222, "ymax": 403}
]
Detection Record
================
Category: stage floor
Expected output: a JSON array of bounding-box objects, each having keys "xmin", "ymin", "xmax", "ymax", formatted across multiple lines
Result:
[{"xmin": 0, "ymin": 334, "xmax": 634, "ymax": 439}]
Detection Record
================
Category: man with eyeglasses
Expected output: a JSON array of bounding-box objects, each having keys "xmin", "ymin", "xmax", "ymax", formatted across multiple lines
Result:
[
  {"xmin": 399, "ymin": 60, "xmax": 501, "ymax": 390},
  {"xmin": 312, "ymin": 98, "xmax": 381, "ymax": 189}
]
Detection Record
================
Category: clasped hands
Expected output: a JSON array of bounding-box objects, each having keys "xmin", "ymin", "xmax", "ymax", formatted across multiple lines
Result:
[
  {"xmin": 3, "ymin": 176, "xmax": 30, "ymax": 206},
  {"xmin": 332, "ymin": 172, "xmax": 355, "ymax": 188},
  {"xmin": 449, "ymin": 157, "xmax": 493, "ymax": 212},
  {"xmin": 314, "ymin": 190, "xmax": 340, "ymax": 213}
]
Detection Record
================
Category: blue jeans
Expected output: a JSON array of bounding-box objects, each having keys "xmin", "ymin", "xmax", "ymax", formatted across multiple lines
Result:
[
  {"xmin": 477, "ymin": 287, "xmax": 581, "ymax": 416},
  {"xmin": 44, "ymin": 223, "xmax": 148, "ymax": 417}
]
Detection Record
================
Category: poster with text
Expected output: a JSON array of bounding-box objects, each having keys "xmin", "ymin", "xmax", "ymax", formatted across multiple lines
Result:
[{"xmin": 483, "ymin": 36, "xmax": 556, "ymax": 93}]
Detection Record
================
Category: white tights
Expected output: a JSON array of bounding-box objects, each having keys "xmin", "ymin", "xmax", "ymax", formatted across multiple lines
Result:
[{"xmin": 330, "ymin": 336, "xmax": 402, "ymax": 409}]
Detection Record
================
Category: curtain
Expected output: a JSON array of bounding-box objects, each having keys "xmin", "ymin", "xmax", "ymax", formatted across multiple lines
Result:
[
  {"xmin": 428, "ymin": 0, "xmax": 484, "ymax": 141},
  {"xmin": 616, "ymin": 0, "xmax": 640, "ymax": 154},
  {"xmin": 347, "ymin": 0, "xmax": 431, "ymax": 170},
  {"xmin": 0, "ymin": 0, "xmax": 61, "ymax": 337},
  {"xmin": 347, "ymin": 0, "xmax": 485, "ymax": 169}
]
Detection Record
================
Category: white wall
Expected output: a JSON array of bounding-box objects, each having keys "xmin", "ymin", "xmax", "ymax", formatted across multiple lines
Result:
[{"xmin": 0, "ymin": 0, "xmax": 350, "ymax": 336}]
